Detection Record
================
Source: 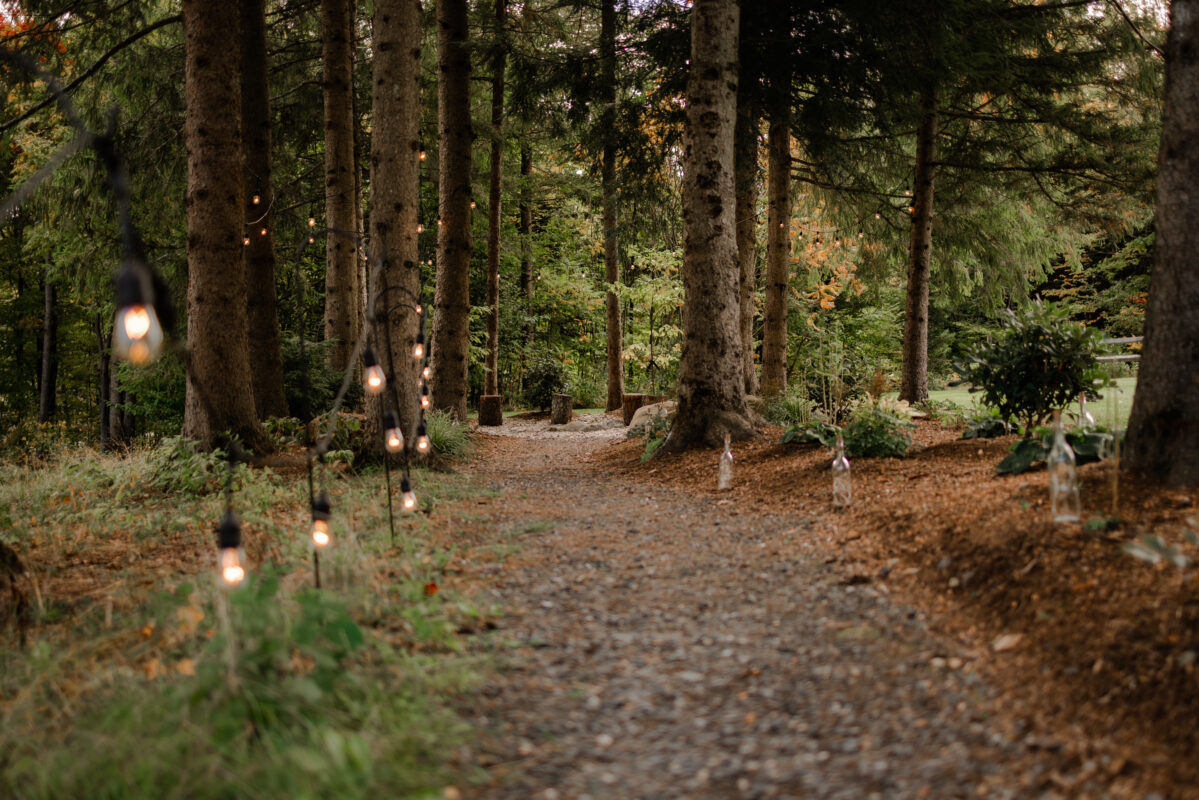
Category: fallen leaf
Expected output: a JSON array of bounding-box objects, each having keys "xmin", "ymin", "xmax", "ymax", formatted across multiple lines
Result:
[
  {"xmin": 424, "ymin": 581, "xmax": 439, "ymax": 596},
  {"xmin": 176, "ymin": 658, "xmax": 196, "ymax": 676},
  {"xmin": 992, "ymin": 633, "xmax": 1024, "ymax": 653}
]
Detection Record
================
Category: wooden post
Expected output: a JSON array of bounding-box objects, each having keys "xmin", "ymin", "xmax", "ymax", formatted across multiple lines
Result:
[
  {"xmin": 622, "ymin": 393, "xmax": 646, "ymax": 425},
  {"xmin": 478, "ymin": 394, "xmax": 503, "ymax": 426},
  {"xmin": 551, "ymin": 393, "xmax": 573, "ymax": 425}
]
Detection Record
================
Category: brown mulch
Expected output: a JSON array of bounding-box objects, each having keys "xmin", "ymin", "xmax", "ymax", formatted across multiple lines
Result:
[{"xmin": 595, "ymin": 419, "xmax": 1199, "ymax": 796}]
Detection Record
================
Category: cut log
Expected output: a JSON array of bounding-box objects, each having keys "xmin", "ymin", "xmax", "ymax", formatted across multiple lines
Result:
[
  {"xmin": 622, "ymin": 393, "xmax": 646, "ymax": 425},
  {"xmin": 551, "ymin": 393, "xmax": 573, "ymax": 425},
  {"xmin": 478, "ymin": 394, "xmax": 503, "ymax": 427}
]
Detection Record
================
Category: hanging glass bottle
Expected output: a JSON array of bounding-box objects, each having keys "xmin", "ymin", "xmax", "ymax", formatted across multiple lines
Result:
[
  {"xmin": 832, "ymin": 432, "xmax": 851, "ymax": 510},
  {"xmin": 717, "ymin": 433, "xmax": 733, "ymax": 491},
  {"xmin": 1078, "ymin": 391, "xmax": 1095, "ymax": 429},
  {"xmin": 1048, "ymin": 409, "xmax": 1081, "ymax": 523}
]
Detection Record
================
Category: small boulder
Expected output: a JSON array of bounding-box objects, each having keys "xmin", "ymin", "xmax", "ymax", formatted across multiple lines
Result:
[{"xmin": 628, "ymin": 400, "xmax": 677, "ymax": 432}]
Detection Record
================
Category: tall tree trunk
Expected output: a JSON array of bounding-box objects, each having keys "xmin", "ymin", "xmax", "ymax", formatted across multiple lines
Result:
[
  {"xmin": 363, "ymin": 0, "xmax": 423, "ymax": 454},
  {"xmin": 108, "ymin": 370, "xmax": 135, "ymax": 447},
  {"xmin": 181, "ymin": 0, "xmax": 269, "ymax": 452},
  {"xmin": 601, "ymin": 0, "xmax": 623, "ymax": 411},
  {"xmin": 1124, "ymin": 1, "xmax": 1199, "ymax": 486},
  {"xmin": 659, "ymin": 0, "xmax": 752, "ymax": 454},
  {"xmin": 484, "ymin": 0, "xmax": 506, "ymax": 398},
  {"xmin": 322, "ymin": 0, "xmax": 361, "ymax": 373},
  {"xmin": 241, "ymin": 0, "xmax": 289, "ymax": 419},
  {"xmin": 519, "ymin": 144, "xmax": 534, "ymax": 386},
  {"xmin": 760, "ymin": 114, "xmax": 790, "ymax": 398},
  {"xmin": 899, "ymin": 95, "xmax": 938, "ymax": 403},
  {"xmin": 430, "ymin": 0, "xmax": 473, "ymax": 420},
  {"xmin": 95, "ymin": 314, "xmax": 111, "ymax": 449},
  {"xmin": 734, "ymin": 93, "xmax": 759, "ymax": 396},
  {"xmin": 38, "ymin": 267, "xmax": 57, "ymax": 422}
]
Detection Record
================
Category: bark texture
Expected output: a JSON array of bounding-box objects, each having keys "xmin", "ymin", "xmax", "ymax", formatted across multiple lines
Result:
[
  {"xmin": 602, "ymin": 0, "xmax": 623, "ymax": 412},
  {"xmin": 363, "ymin": 0, "xmax": 424, "ymax": 454},
  {"xmin": 181, "ymin": 0, "xmax": 268, "ymax": 451},
  {"xmin": 734, "ymin": 95, "xmax": 758, "ymax": 396},
  {"xmin": 520, "ymin": 145, "xmax": 534, "ymax": 351},
  {"xmin": 1124, "ymin": 0, "xmax": 1199, "ymax": 486},
  {"xmin": 484, "ymin": 0, "xmax": 506, "ymax": 399},
  {"xmin": 38, "ymin": 269, "xmax": 57, "ymax": 422},
  {"xmin": 241, "ymin": 0, "xmax": 288, "ymax": 419},
  {"xmin": 431, "ymin": 0, "xmax": 473, "ymax": 420},
  {"xmin": 659, "ymin": 0, "xmax": 753, "ymax": 454},
  {"xmin": 899, "ymin": 97, "xmax": 938, "ymax": 403},
  {"xmin": 759, "ymin": 114, "xmax": 790, "ymax": 398},
  {"xmin": 322, "ymin": 0, "xmax": 361, "ymax": 373}
]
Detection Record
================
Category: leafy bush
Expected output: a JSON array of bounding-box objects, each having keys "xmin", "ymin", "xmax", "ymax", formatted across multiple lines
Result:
[
  {"xmin": 842, "ymin": 405, "xmax": 914, "ymax": 458},
  {"xmin": 995, "ymin": 428, "xmax": 1114, "ymax": 475},
  {"xmin": 780, "ymin": 420, "xmax": 839, "ymax": 447},
  {"xmin": 146, "ymin": 435, "xmax": 233, "ymax": 496},
  {"xmin": 956, "ymin": 300, "xmax": 1107, "ymax": 434},
  {"xmin": 523, "ymin": 354, "xmax": 567, "ymax": 411},
  {"xmin": 281, "ymin": 336, "xmax": 360, "ymax": 420},
  {"xmin": 424, "ymin": 409, "xmax": 472, "ymax": 460},
  {"xmin": 764, "ymin": 384, "xmax": 819, "ymax": 426},
  {"xmin": 565, "ymin": 373, "xmax": 605, "ymax": 410}
]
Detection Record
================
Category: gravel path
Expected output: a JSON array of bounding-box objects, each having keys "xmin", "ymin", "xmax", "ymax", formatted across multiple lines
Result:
[{"xmin": 461, "ymin": 419, "xmax": 1056, "ymax": 799}]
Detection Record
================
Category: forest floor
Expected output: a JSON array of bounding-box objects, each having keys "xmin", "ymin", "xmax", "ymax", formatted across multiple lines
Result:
[{"xmin": 447, "ymin": 412, "xmax": 1198, "ymax": 799}]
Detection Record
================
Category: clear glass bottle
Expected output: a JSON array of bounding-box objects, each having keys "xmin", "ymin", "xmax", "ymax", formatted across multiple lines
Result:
[
  {"xmin": 1078, "ymin": 392, "xmax": 1095, "ymax": 428},
  {"xmin": 832, "ymin": 432, "xmax": 852, "ymax": 510},
  {"xmin": 1048, "ymin": 409, "xmax": 1081, "ymax": 523},
  {"xmin": 717, "ymin": 433, "xmax": 733, "ymax": 490}
]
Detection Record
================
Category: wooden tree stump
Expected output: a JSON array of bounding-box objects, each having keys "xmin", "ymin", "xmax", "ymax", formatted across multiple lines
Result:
[
  {"xmin": 478, "ymin": 394, "xmax": 503, "ymax": 427},
  {"xmin": 551, "ymin": 393, "xmax": 573, "ymax": 425},
  {"xmin": 622, "ymin": 393, "xmax": 647, "ymax": 425}
]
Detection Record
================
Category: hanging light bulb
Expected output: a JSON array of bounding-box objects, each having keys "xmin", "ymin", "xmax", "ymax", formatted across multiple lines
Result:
[
  {"xmin": 415, "ymin": 420, "xmax": 430, "ymax": 454},
  {"xmin": 311, "ymin": 490, "xmax": 332, "ymax": 548},
  {"xmin": 470, "ymin": 198, "xmax": 477, "ymax": 210},
  {"xmin": 874, "ymin": 211, "xmax": 881, "ymax": 220},
  {"xmin": 904, "ymin": 185, "xmax": 912, "ymax": 197},
  {"xmin": 260, "ymin": 226, "xmax": 268, "ymax": 236},
  {"xmin": 243, "ymin": 234, "xmax": 251, "ymax": 246},
  {"xmin": 436, "ymin": 217, "xmax": 443, "ymax": 227},
  {"xmin": 383, "ymin": 411, "xmax": 404, "ymax": 453},
  {"xmin": 362, "ymin": 347, "xmax": 386, "ymax": 394},
  {"xmin": 401, "ymin": 477, "xmax": 417, "ymax": 511},
  {"xmin": 308, "ymin": 235, "xmax": 315, "ymax": 244},
  {"xmin": 420, "ymin": 382, "xmax": 431, "ymax": 410},
  {"xmin": 858, "ymin": 230, "xmax": 864, "ymax": 238},
  {"xmin": 413, "ymin": 333, "xmax": 425, "ymax": 361},
  {"xmin": 419, "ymin": 143, "xmax": 427, "ymax": 161},
  {"xmin": 113, "ymin": 267, "xmax": 165, "ymax": 366},
  {"xmin": 415, "ymin": 304, "xmax": 423, "ymax": 315},
  {"xmin": 217, "ymin": 509, "xmax": 247, "ymax": 587},
  {"xmin": 417, "ymin": 222, "xmax": 425, "ymax": 234},
  {"xmin": 308, "ymin": 210, "xmax": 317, "ymax": 227},
  {"xmin": 422, "ymin": 364, "xmax": 431, "ymax": 381}
]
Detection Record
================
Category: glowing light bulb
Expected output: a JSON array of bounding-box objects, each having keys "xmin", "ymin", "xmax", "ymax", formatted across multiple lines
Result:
[
  {"xmin": 217, "ymin": 510, "xmax": 247, "ymax": 587},
  {"xmin": 422, "ymin": 365, "xmax": 431, "ymax": 380},
  {"xmin": 420, "ymin": 383, "xmax": 431, "ymax": 409},
  {"xmin": 413, "ymin": 334, "xmax": 425, "ymax": 361},
  {"xmin": 874, "ymin": 212, "xmax": 881, "ymax": 219},
  {"xmin": 401, "ymin": 477, "xmax": 417, "ymax": 511},
  {"xmin": 470, "ymin": 199, "xmax": 477, "ymax": 210},
  {"xmin": 260, "ymin": 226, "xmax": 268, "ymax": 236},
  {"xmin": 419, "ymin": 147, "xmax": 427, "ymax": 161},
  {"xmin": 243, "ymin": 235, "xmax": 251, "ymax": 246},
  {"xmin": 362, "ymin": 347, "xmax": 386, "ymax": 395},
  {"xmin": 858, "ymin": 230, "xmax": 864, "ymax": 238},
  {"xmin": 308, "ymin": 215, "xmax": 316, "ymax": 227},
  {"xmin": 113, "ymin": 270, "xmax": 165, "ymax": 365},
  {"xmin": 383, "ymin": 411, "xmax": 404, "ymax": 453},
  {"xmin": 416, "ymin": 422, "xmax": 430, "ymax": 454},
  {"xmin": 437, "ymin": 217, "xmax": 443, "ymax": 227},
  {"xmin": 415, "ymin": 304, "xmax": 422, "ymax": 315},
  {"xmin": 417, "ymin": 222, "xmax": 425, "ymax": 234},
  {"xmin": 308, "ymin": 235, "xmax": 315, "ymax": 244},
  {"xmin": 252, "ymin": 193, "xmax": 261, "ymax": 205},
  {"xmin": 311, "ymin": 491, "xmax": 332, "ymax": 548}
]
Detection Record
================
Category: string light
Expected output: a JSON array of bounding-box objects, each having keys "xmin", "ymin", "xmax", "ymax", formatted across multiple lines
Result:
[
  {"xmin": 422, "ymin": 364, "xmax": 431, "ymax": 380},
  {"xmin": 217, "ymin": 509, "xmax": 246, "ymax": 586},
  {"xmin": 415, "ymin": 420, "xmax": 430, "ymax": 453},
  {"xmin": 252, "ymin": 193, "xmax": 261, "ymax": 205},
  {"xmin": 413, "ymin": 333, "xmax": 425, "ymax": 360},
  {"xmin": 259, "ymin": 226, "xmax": 268, "ymax": 236},
  {"xmin": 308, "ymin": 209, "xmax": 317, "ymax": 227},
  {"xmin": 415, "ymin": 304, "xmax": 422, "ymax": 315},
  {"xmin": 113, "ymin": 267, "xmax": 164, "ymax": 365},
  {"xmin": 400, "ymin": 477, "xmax": 417, "ymax": 511},
  {"xmin": 243, "ymin": 234, "xmax": 251, "ymax": 246},
  {"xmin": 436, "ymin": 217, "xmax": 443, "ymax": 227},
  {"xmin": 417, "ymin": 222, "xmax": 424, "ymax": 234},
  {"xmin": 419, "ymin": 143, "xmax": 427, "ymax": 161},
  {"xmin": 311, "ymin": 490, "xmax": 331, "ymax": 548},
  {"xmin": 470, "ymin": 198, "xmax": 476, "ymax": 210},
  {"xmin": 874, "ymin": 212, "xmax": 881, "ymax": 219},
  {"xmin": 383, "ymin": 411, "xmax": 404, "ymax": 453},
  {"xmin": 362, "ymin": 347, "xmax": 386, "ymax": 394},
  {"xmin": 420, "ymin": 382, "xmax": 431, "ymax": 409}
]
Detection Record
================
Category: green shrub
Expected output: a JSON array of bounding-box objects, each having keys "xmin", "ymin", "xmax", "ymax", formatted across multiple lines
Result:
[
  {"xmin": 842, "ymin": 405, "xmax": 914, "ymax": 458},
  {"xmin": 780, "ymin": 420, "xmax": 839, "ymax": 447},
  {"xmin": 424, "ymin": 409, "xmax": 472, "ymax": 460},
  {"xmin": 956, "ymin": 300, "xmax": 1107, "ymax": 434},
  {"xmin": 764, "ymin": 384, "xmax": 819, "ymax": 426},
  {"xmin": 146, "ymin": 435, "xmax": 232, "ymax": 496},
  {"xmin": 281, "ymin": 336, "xmax": 360, "ymax": 420},
  {"xmin": 995, "ymin": 427, "xmax": 1115, "ymax": 475},
  {"xmin": 523, "ymin": 354, "xmax": 567, "ymax": 411},
  {"xmin": 565, "ymin": 373, "xmax": 605, "ymax": 409}
]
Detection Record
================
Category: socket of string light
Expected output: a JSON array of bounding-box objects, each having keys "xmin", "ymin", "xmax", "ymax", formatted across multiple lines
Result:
[
  {"xmin": 362, "ymin": 347, "xmax": 386, "ymax": 395},
  {"xmin": 310, "ymin": 490, "xmax": 332, "ymax": 548},
  {"xmin": 400, "ymin": 476, "xmax": 417, "ymax": 511},
  {"xmin": 113, "ymin": 266, "xmax": 164, "ymax": 365},
  {"xmin": 383, "ymin": 411, "xmax": 404, "ymax": 453},
  {"xmin": 415, "ymin": 420, "xmax": 430, "ymax": 454},
  {"xmin": 217, "ymin": 509, "xmax": 247, "ymax": 587}
]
